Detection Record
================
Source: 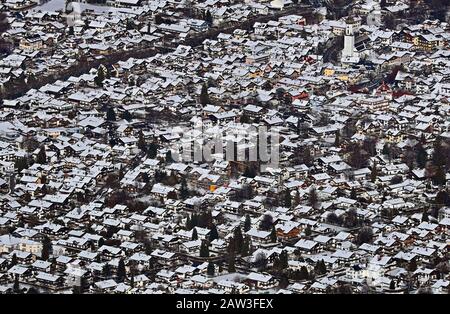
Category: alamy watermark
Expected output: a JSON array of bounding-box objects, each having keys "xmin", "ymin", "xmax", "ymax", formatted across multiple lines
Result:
[{"xmin": 169, "ymin": 121, "xmax": 280, "ymax": 169}]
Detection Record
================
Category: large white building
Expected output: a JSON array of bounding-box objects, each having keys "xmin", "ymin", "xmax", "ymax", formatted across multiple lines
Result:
[{"xmin": 341, "ymin": 24, "xmax": 360, "ymax": 64}]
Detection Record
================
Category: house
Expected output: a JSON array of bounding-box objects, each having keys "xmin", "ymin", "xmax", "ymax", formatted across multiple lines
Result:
[{"xmin": 245, "ymin": 272, "xmax": 278, "ymax": 289}]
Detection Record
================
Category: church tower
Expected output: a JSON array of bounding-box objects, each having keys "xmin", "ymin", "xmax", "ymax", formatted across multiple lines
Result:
[{"xmin": 342, "ymin": 24, "xmax": 355, "ymax": 59}]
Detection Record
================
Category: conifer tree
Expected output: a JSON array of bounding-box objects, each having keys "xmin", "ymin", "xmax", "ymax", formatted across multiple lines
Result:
[
  {"xmin": 270, "ymin": 225, "xmax": 277, "ymax": 243},
  {"xmin": 205, "ymin": 10, "xmax": 213, "ymax": 26},
  {"xmin": 13, "ymin": 275, "xmax": 20, "ymax": 293},
  {"xmin": 207, "ymin": 262, "xmax": 215, "ymax": 276},
  {"xmin": 371, "ymin": 161, "xmax": 378, "ymax": 182},
  {"xmin": 284, "ymin": 190, "xmax": 292, "ymax": 208},
  {"xmin": 180, "ymin": 177, "xmax": 189, "ymax": 199},
  {"xmin": 209, "ymin": 224, "xmax": 219, "ymax": 242},
  {"xmin": 36, "ymin": 146, "xmax": 47, "ymax": 164},
  {"xmin": 244, "ymin": 214, "xmax": 251, "ymax": 232},
  {"xmin": 233, "ymin": 227, "xmax": 243, "ymax": 251},
  {"xmin": 200, "ymin": 83, "xmax": 209, "ymax": 106},
  {"xmin": 227, "ymin": 238, "xmax": 236, "ymax": 272},
  {"xmin": 117, "ymin": 259, "xmax": 126, "ymax": 282},
  {"xmin": 200, "ymin": 241, "xmax": 209, "ymax": 258},
  {"xmin": 191, "ymin": 227, "xmax": 198, "ymax": 240},
  {"xmin": 106, "ymin": 107, "xmax": 116, "ymax": 121},
  {"xmin": 240, "ymin": 236, "xmax": 251, "ymax": 257},
  {"xmin": 41, "ymin": 236, "xmax": 52, "ymax": 260},
  {"xmin": 147, "ymin": 142, "xmax": 158, "ymax": 159},
  {"xmin": 416, "ymin": 143, "xmax": 427, "ymax": 168},
  {"xmin": 137, "ymin": 131, "xmax": 146, "ymax": 152}
]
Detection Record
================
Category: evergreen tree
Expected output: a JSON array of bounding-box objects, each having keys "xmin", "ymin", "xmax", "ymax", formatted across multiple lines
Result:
[
  {"xmin": 41, "ymin": 236, "xmax": 52, "ymax": 260},
  {"xmin": 309, "ymin": 187, "xmax": 319, "ymax": 209},
  {"xmin": 94, "ymin": 65, "xmax": 107, "ymax": 87},
  {"xmin": 180, "ymin": 177, "xmax": 189, "ymax": 199},
  {"xmin": 301, "ymin": 146, "xmax": 312, "ymax": 165},
  {"xmin": 304, "ymin": 225, "xmax": 312, "ymax": 237},
  {"xmin": 284, "ymin": 190, "xmax": 292, "ymax": 208},
  {"xmin": 315, "ymin": 259, "xmax": 326, "ymax": 275},
  {"xmin": 279, "ymin": 274, "xmax": 289, "ymax": 289},
  {"xmin": 242, "ymin": 184, "xmax": 253, "ymax": 199},
  {"xmin": 209, "ymin": 224, "xmax": 219, "ymax": 242},
  {"xmin": 259, "ymin": 214, "xmax": 273, "ymax": 231},
  {"xmin": 240, "ymin": 236, "xmax": 251, "ymax": 257},
  {"xmin": 27, "ymin": 287, "xmax": 39, "ymax": 294},
  {"xmin": 186, "ymin": 215, "xmax": 192, "ymax": 230},
  {"xmin": 191, "ymin": 227, "xmax": 198, "ymax": 240},
  {"xmin": 141, "ymin": 172, "xmax": 150, "ymax": 183},
  {"xmin": 122, "ymin": 110, "xmax": 132, "ymax": 121},
  {"xmin": 106, "ymin": 107, "xmax": 116, "ymax": 121},
  {"xmin": 244, "ymin": 214, "xmax": 251, "ymax": 232},
  {"xmin": 9, "ymin": 174, "xmax": 15, "ymax": 193},
  {"xmin": 126, "ymin": 19, "xmax": 135, "ymax": 30},
  {"xmin": 199, "ymin": 211, "xmax": 212, "ymax": 228},
  {"xmin": 390, "ymin": 280, "xmax": 395, "ymax": 290},
  {"xmin": 233, "ymin": 227, "xmax": 243, "ymax": 251},
  {"xmin": 433, "ymin": 166, "xmax": 446, "ymax": 186},
  {"xmin": 204, "ymin": 10, "xmax": 213, "ymax": 26},
  {"xmin": 154, "ymin": 14, "xmax": 163, "ymax": 25},
  {"xmin": 435, "ymin": 190, "xmax": 450, "ymax": 207},
  {"xmin": 200, "ymin": 241, "xmax": 209, "ymax": 257},
  {"xmin": 416, "ymin": 143, "xmax": 428, "ymax": 168},
  {"xmin": 299, "ymin": 266, "xmax": 309, "ymax": 280},
  {"xmin": 243, "ymin": 164, "xmax": 257, "ymax": 178},
  {"xmin": 36, "ymin": 146, "xmax": 47, "ymax": 164},
  {"xmin": 432, "ymin": 137, "xmax": 446, "ymax": 167},
  {"xmin": 355, "ymin": 227, "xmax": 374, "ymax": 245},
  {"xmin": 147, "ymin": 142, "xmax": 158, "ymax": 159},
  {"xmin": 137, "ymin": 131, "xmax": 146, "ymax": 152},
  {"xmin": 118, "ymin": 166, "xmax": 124, "ymax": 180},
  {"xmin": 240, "ymin": 112, "xmax": 250, "ymax": 124},
  {"xmin": 422, "ymin": 211, "xmax": 429, "ymax": 222},
  {"xmin": 10, "ymin": 253, "xmax": 17, "ymax": 267},
  {"xmin": 371, "ymin": 161, "xmax": 378, "ymax": 182},
  {"xmin": 294, "ymin": 190, "xmax": 301, "ymax": 207},
  {"xmin": 279, "ymin": 251, "xmax": 288, "ymax": 269},
  {"xmin": 408, "ymin": 259, "xmax": 417, "ymax": 272},
  {"xmin": 94, "ymin": 65, "xmax": 106, "ymax": 87},
  {"xmin": 207, "ymin": 262, "xmax": 215, "ymax": 276},
  {"xmin": 13, "ymin": 275, "xmax": 20, "ymax": 293},
  {"xmin": 165, "ymin": 150, "xmax": 174, "ymax": 163},
  {"xmin": 102, "ymin": 263, "xmax": 112, "ymax": 278},
  {"xmin": 227, "ymin": 239, "xmax": 236, "ymax": 273},
  {"xmin": 348, "ymin": 143, "xmax": 366, "ymax": 168},
  {"xmin": 200, "ymin": 83, "xmax": 210, "ymax": 106},
  {"xmin": 15, "ymin": 157, "xmax": 29, "ymax": 173},
  {"xmin": 350, "ymin": 188, "xmax": 357, "ymax": 200},
  {"xmin": 191, "ymin": 213, "xmax": 199, "ymax": 228},
  {"xmin": 334, "ymin": 130, "xmax": 340, "ymax": 147},
  {"xmin": 117, "ymin": 259, "xmax": 126, "ymax": 282},
  {"xmin": 270, "ymin": 225, "xmax": 277, "ymax": 243}
]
